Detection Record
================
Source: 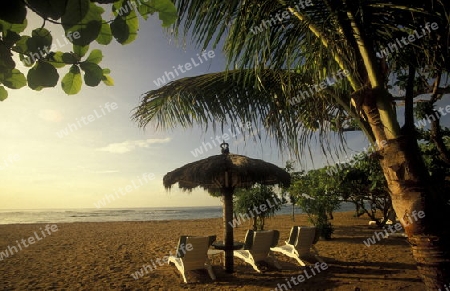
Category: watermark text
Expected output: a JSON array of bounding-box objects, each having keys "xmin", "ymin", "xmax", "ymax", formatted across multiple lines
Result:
[
  {"xmin": 0, "ymin": 224, "xmax": 59, "ymax": 261},
  {"xmin": 94, "ymin": 172, "xmax": 155, "ymax": 208},
  {"xmin": 130, "ymin": 242, "xmax": 193, "ymax": 280},
  {"xmin": 270, "ymin": 262, "xmax": 328, "ymax": 290},
  {"xmin": 56, "ymin": 102, "xmax": 118, "ymax": 138},
  {"xmin": 153, "ymin": 50, "xmax": 215, "ymax": 87}
]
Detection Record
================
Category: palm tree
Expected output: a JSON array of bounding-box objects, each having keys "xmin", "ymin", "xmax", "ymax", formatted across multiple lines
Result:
[{"xmin": 133, "ymin": 1, "xmax": 450, "ymax": 288}]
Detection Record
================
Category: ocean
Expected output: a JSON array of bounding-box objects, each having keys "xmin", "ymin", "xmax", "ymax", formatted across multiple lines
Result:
[{"xmin": 0, "ymin": 203, "xmax": 355, "ymax": 225}]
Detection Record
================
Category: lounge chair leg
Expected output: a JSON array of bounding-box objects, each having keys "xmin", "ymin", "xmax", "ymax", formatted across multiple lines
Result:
[
  {"xmin": 266, "ymin": 253, "xmax": 282, "ymax": 270},
  {"xmin": 295, "ymin": 256, "xmax": 307, "ymax": 267},
  {"xmin": 249, "ymin": 262, "xmax": 261, "ymax": 273},
  {"xmin": 181, "ymin": 271, "xmax": 188, "ymax": 284},
  {"xmin": 206, "ymin": 265, "xmax": 216, "ymax": 281},
  {"xmin": 273, "ymin": 260, "xmax": 282, "ymax": 270}
]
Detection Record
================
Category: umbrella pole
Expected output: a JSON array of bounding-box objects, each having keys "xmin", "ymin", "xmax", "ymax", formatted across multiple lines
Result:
[{"xmin": 223, "ymin": 187, "xmax": 234, "ymax": 273}]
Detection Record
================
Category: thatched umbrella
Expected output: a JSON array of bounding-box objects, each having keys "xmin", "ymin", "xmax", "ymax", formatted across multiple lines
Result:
[{"xmin": 163, "ymin": 143, "xmax": 290, "ymax": 273}]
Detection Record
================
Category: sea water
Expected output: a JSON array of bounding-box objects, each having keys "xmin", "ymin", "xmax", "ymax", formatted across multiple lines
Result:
[{"xmin": 0, "ymin": 203, "xmax": 355, "ymax": 225}]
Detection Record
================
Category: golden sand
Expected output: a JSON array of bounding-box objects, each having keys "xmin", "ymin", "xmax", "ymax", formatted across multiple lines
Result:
[{"xmin": 0, "ymin": 212, "xmax": 425, "ymax": 290}]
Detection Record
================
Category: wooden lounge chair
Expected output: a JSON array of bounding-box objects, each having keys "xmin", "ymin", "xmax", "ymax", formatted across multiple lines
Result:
[
  {"xmin": 233, "ymin": 230, "xmax": 282, "ymax": 272},
  {"xmin": 168, "ymin": 235, "xmax": 216, "ymax": 283},
  {"xmin": 270, "ymin": 226, "xmax": 324, "ymax": 266}
]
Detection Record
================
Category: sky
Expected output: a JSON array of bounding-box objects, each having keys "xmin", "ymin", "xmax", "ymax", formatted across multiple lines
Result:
[{"xmin": 0, "ymin": 9, "xmax": 448, "ymax": 210}]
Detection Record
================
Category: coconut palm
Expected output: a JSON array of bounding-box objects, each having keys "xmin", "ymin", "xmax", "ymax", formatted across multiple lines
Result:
[{"xmin": 133, "ymin": 0, "xmax": 450, "ymax": 288}]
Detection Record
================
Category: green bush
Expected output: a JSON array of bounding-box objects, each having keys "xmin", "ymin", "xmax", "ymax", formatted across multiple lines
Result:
[{"xmin": 233, "ymin": 184, "xmax": 283, "ymax": 230}]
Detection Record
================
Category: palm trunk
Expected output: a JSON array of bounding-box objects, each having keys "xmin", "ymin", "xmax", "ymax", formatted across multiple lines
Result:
[
  {"xmin": 363, "ymin": 91, "xmax": 450, "ymax": 289},
  {"xmin": 223, "ymin": 188, "xmax": 234, "ymax": 273}
]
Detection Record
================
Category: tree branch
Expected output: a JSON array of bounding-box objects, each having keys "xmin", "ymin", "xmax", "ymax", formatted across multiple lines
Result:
[{"xmin": 404, "ymin": 65, "xmax": 416, "ymax": 132}]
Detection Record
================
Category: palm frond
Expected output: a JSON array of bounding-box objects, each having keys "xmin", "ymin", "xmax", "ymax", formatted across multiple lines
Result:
[
  {"xmin": 133, "ymin": 69, "xmax": 368, "ymax": 160},
  {"xmin": 138, "ymin": 0, "xmax": 448, "ymax": 160}
]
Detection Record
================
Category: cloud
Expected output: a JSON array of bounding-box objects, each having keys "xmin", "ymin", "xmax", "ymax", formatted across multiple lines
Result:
[
  {"xmin": 96, "ymin": 138, "xmax": 171, "ymax": 154},
  {"xmin": 38, "ymin": 109, "xmax": 63, "ymax": 122}
]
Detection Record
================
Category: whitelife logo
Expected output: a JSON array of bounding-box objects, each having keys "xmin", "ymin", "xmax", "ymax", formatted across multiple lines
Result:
[
  {"xmin": 116, "ymin": 0, "xmax": 151, "ymax": 17},
  {"xmin": 190, "ymin": 122, "xmax": 253, "ymax": 158},
  {"xmin": 130, "ymin": 242, "xmax": 193, "ymax": 280},
  {"xmin": 94, "ymin": 173, "xmax": 155, "ymax": 209},
  {"xmin": 228, "ymin": 197, "xmax": 282, "ymax": 228},
  {"xmin": 414, "ymin": 104, "xmax": 450, "ymax": 128},
  {"xmin": 363, "ymin": 210, "xmax": 425, "ymax": 247},
  {"xmin": 152, "ymin": 50, "xmax": 216, "ymax": 87},
  {"xmin": 270, "ymin": 262, "xmax": 329, "ymax": 291},
  {"xmin": 23, "ymin": 32, "xmax": 81, "ymax": 65},
  {"xmin": 250, "ymin": 0, "xmax": 313, "ymax": 35},
  {"xmin": 288, "ymin": 69, "xmax": 349, "ymax": 106},
  {"xmin": 0, "ymin": 225, "xmax": 59, "ymax": 261},
  {"xmin": 56, "ymin": 102, "xmax": 118, "ymax": 138},
  {"xmin": 376, "ymin": 22, "xmax": 439, "ymax": 59}
]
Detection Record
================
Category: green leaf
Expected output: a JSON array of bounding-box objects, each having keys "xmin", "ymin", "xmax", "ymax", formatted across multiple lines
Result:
[
  {"xmin": 73, "ymin": 44, "xmax": 89, "ymax": 57},
  {"xmin": 2, "ymin": 31, "xmax": 21, "ymax": 48},
  {"xmin": 153, "ymin": 0, "xmax": 177, "ymax": 27},
  {"xmin": 0, "ymin": 19, "xmax": 27, "ymax": 35},
  {"xmin": 3, "ymin": 69, "xmax": 27, "ymax": 89},
  {"xmin": 102, "ymin": 75, "xmax": 114, "ymax": 86},
  {"xmin": 9, "ymin": 19, "xmax": 27, "ymax": 34},
  {"xmin": 96, "ymin": 22, "xmax": 112, "ymax": 45},
  {"xmin": 13, "ymin": 36, "xmax": 30, "ymax": 53},
  {"xmin": 26, "ymin": 0, "xmax": 67, "ymax": 20},
  {"xmin": 0, "ymin": 1, "xmax": 27, "ymax": 24},
  {"xmin": 62, "ymin": 53, "xmax": 79, "ymax": 64},
  {"xmin": 0, "ymin": 44, "xmax": 15, "ymax": 70},
  {"xmin": 63, "ymin": 2, "xmax": 104, "ymax": 46},
  {"xmin": 32, "ymin": 28, "xmax": 52, "ymax": 45},
  {"xmin": 30, "ymin": 28, "xmax": 53, "ymax": 53},
  {"xmin": 110, "ymin": 16, "xmax": 129, "ymax": 44},
  {"xmin": 61, "ymin": 65, "xmax": 82, "ymax": 94},
  {"xmin": 134, "ymin": 0, "xmax": 177, "ymax": 26},
  {"xmin": 101, "ymin": 67, "xmax": 114, "ymax": 85},
  {"xmin": 111, "ymin": 9, "xmax": 139, "ymax": 45},
  {"xmin": 68, "ymin": 20, "xmax": 102, "ymax": 46},
  {"xmin": 124, "ymin": 10, "xmax": 139, "ymax": 44},
  {"xmin": 136, "ymin": 0, "xmax": 153, "ymax": 20},
  {"xmin": 0, "ymin": 86, "xmax": 7, "ymax": 101},
  {"xmin": 19, "ymin": 54, "xmax": 34, "ymax": 67},
  {"xmin": 80, "ymin": 62, "xmax": 103, "ymax": 86},
  {"xmin": 112, "ymin": 0, "xmax": 132, "ymax": 17},
  {"xmin": 48, "ymin": 51, "xmax": 66, "ymax": 68},
  {"xmin": 85, "ymin": 49, "xmax": 102, "ymax": 64},
  {"xmin": 27, "ymin": 62, "xmax": 59, "ymax": 90},
  {"xmin": 61, "ymin": 0, "xmax": 90, "ymax": 29}
]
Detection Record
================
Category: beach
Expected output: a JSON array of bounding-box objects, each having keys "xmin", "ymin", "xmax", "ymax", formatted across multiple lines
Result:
[{"xmin": 0, "ymin": 212, "xmax": 425, "ymax": 290}]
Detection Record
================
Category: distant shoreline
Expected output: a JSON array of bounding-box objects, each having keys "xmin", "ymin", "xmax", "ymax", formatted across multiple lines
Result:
[{"xmin": 0, "ymin": 203, "xmax": 356, "ymax": 225}]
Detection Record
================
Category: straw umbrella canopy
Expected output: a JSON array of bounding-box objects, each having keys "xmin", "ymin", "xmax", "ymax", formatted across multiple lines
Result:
[{"xmin": 163, "ymin": 143, "xmax": 290, "ymax": 273}]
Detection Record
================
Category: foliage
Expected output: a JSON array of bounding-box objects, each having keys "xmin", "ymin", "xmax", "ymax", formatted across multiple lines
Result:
[
  {"xmin": 0, "ymin": 0, "xmax": 177, "ymax": 99},
  {"xmin": 333, "ymin": 151, "xmax": 393, "ymax": 227},
  {"xmin": 417, "ymin": 128, "xmax": 450, "ymax": 192},
  {"xmin": 233, "ymin": 184, "xmax": 283, "ymax": 231},
  {"xmin": 289, "ymin": 168, "xmax": 341, "ymax": 240},
  {"xmin": 281, "ymin": 160, "xmax": 303, "ymax": 221}
]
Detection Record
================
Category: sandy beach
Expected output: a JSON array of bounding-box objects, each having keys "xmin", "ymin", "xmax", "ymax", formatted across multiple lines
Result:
[{"xmin": 0, "ymin": 212, "xmax": 425, "ymax": 290}]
